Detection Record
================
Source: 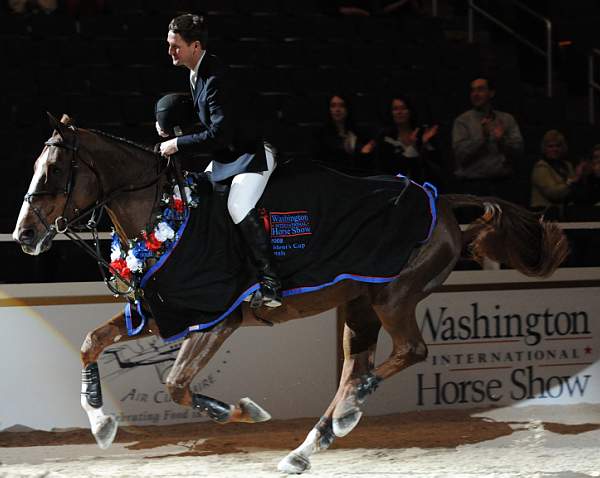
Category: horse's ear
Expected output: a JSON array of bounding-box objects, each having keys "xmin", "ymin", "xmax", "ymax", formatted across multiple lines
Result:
[
  {"xmin": 47, "ymin": 112, "xmax": 73, "ymax": 141},
  {"xmin": 47, "ymin": 112, "xmax": 61, "ymax": 131}
]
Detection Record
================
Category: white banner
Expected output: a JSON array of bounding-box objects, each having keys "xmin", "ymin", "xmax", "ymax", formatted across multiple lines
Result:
[
  {"xmin": 1, "ymin": 275, "xmax": 599, "ymax": 431},
  {"xmin": 367, "ymin": 287, "xmax": 600, "ymax": 414}
]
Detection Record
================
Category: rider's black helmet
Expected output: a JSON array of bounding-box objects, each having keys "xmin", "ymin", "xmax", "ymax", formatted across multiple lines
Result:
[{"xmin": 155, "ymin": 93, "xmax": 196, "ymax": 137}]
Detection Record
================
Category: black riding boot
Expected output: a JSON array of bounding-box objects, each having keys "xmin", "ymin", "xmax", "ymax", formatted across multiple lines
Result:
[{"xmin": 237, "ymin": 208, "xmax": 282, "ymax": 308}]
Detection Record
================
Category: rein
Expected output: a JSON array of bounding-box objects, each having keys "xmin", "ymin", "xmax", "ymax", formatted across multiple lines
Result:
[{"xmin": 27, "ymin": 126, "xmax": 172, "ymax": 297}]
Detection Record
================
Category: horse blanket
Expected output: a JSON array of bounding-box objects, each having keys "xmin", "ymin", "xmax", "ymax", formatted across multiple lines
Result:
[{"xmin": 127, "ymin": 161, "xmax": 437, "ymax": 341}]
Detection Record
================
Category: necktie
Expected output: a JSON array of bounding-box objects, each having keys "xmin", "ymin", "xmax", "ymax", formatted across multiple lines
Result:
[{"xmin": 190, "ymin": 72, "xmax": 196, "ymax": 95}]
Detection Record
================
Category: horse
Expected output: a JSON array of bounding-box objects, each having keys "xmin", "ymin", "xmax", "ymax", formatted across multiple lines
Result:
[{"xmin": 13, "ymin": 114, "xmax": 568, "ymax": 474}]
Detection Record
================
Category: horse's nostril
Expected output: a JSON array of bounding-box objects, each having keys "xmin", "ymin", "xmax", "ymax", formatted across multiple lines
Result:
[{"xmin": 18, "ymin": 228, "xmax": 35, "ymax": 246}]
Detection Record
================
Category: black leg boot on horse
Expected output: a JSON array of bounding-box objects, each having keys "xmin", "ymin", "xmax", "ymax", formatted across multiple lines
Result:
[{"xmin": 238, "ymin": 208, "xmax": 282, "ymax": 309}]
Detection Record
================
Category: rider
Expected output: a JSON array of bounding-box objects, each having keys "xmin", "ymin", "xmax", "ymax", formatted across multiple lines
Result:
[{"xmin": 157, "ymin": 13, "xmax": 282, "ymax": 308}]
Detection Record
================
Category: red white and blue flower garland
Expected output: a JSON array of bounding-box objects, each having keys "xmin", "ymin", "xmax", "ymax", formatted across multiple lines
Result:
[{"xmin": 109, "ymin": 174, "xmax": 200, "ymax": 291}]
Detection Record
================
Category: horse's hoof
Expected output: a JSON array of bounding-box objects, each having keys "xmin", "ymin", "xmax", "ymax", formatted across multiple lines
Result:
[
  {"xmin": 92, "ymin": 414, "xmax": 118, "ymax": 449},
  {"xmin": 277, "ymin": 452, "xmax": 311, "ymax": 474},
  {"xmin": 240, "ymin": 397, "xmax": 271, "ymax": 423},
  {"xmin": 332, "ymin": 406, "xmax": 363, "ymax": 437}
]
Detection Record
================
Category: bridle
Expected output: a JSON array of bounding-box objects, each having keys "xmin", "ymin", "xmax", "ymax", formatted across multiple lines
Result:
[
  {"xmin": 24, "ymin": 128, "xmax": 88, "ymax": 235},
  {"xmin": 24, "ymin": 125, "xmax": 171, "ymax": 296}
]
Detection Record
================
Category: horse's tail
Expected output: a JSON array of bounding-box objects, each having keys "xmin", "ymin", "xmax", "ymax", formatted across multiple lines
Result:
[{"xmin": 443, "ymin": 194, "xmax": 569, "ymax": 278}]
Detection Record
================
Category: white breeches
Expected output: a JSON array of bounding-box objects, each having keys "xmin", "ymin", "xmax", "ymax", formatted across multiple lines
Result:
[{"xmin": 206, "ymin": 144, "xmax": 277, "ymax": 224}]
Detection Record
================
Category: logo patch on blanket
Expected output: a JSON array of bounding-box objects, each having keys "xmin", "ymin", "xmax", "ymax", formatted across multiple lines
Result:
[{"xmin": 261, "ymin": 209, "xmax": 313, "ymax": 257}]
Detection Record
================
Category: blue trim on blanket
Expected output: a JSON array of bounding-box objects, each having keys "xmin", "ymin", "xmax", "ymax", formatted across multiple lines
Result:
[
  {"xmin": 395, "ymin": 174, "xmax": 438, "ymax": 243},
  {"xmin": 162, "ymin": 272, "xmax": 402, "ymax": 342},
  {"xmin": 421, "ymin": 181, "xmax": 438, "ymax": 242},
  {"xmin": 283, "ymin": 272, "xmax": 398, "ymax": 297},
  {"xmin": 162, "ymin": 283, "xmax": 261, "ymax": 343},
  {"xmin": 125, "ymin": 300, "xmax": 147, "ymax": 336}
]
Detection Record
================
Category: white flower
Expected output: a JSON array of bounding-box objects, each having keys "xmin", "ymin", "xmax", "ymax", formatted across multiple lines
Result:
[
  {"xmin": 154, "ymin": 222, "xmax": 175, "ymax": 242},
  {"xmin": 110, "ymin": 244, "xmax": 122, "ymax": 262},
  {"xmin": 125, "ymin": 250, "xmax": 143, "ymax": 272}
]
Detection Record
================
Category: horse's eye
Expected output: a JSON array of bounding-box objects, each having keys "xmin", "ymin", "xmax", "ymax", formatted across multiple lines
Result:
[{"xmin": 51, "ymin": 167, "xmax": 62, "ymax": 175}]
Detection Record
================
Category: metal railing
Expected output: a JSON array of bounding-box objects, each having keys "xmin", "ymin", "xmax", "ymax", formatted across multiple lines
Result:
[
  {"xmin": 589, "ymin": 49, "xmax": 600, "ymax": 124},
  {"xmin": 468, "ymin": 0, "xmax": 553, "ymax": 97}
]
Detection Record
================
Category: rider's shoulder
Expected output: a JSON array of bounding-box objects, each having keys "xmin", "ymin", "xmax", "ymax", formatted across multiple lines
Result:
[{"xmin": 203, "ymin": 53, "xmax": 228, "ymax": 76}]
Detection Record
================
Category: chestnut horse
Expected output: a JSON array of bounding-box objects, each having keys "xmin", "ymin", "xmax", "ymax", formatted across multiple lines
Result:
[{"xmin": 13, "ymin": 115, "xmax": 568, "ymax": 474}]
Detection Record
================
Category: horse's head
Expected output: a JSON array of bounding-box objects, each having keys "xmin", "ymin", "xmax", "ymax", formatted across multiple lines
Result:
[{"xmin": 13, "ymin": 113, "xmax": 100, "ymax": 255}]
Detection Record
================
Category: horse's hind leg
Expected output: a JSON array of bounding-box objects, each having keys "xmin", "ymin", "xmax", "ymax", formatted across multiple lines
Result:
[
  {"xmin": 80, "ymin": 310, "xmax": 157, "ymax": 449},
  {"xmin": 165, "ymin": 313, "xmax": 271, "ymax": 425},
  {"xmin": 330, "ymin": 299, "xmax": 428, "ymax": 439},
  {"xmin": 279, "ymin": 296, "xmax": 381, "ymax": 474},
  {"xmin": 331, "ymin": 201, "xmax": 462, "ymax": 437}
]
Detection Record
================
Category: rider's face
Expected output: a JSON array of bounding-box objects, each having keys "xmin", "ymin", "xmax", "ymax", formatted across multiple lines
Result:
[{"xmin": 167, "ymin": 31, "xmax": 201, "ymax": 69}]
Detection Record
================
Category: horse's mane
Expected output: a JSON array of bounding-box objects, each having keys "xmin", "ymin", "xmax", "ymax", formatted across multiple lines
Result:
[{"xmin": 88, "ymin": 128, "xmax": 157, "ymax": 156}]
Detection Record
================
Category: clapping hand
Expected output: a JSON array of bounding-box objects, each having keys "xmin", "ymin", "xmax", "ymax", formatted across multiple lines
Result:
[
  {"xmin": 422, "ymin": 125, "xmax": 439, "ymax": 144},
  {"xmin": 481, "ymin": 116, "xmax": 504, "ymax": 140},
  {"xmin": 361, "ymin": 140, "xmax": 376, "ymax": 154},
  {"xmin": 571, "ymin": 160, "xmax": 592, "ymax": 183},
  {"xmin": 408, "ymin": 125, "xmax": 438, "ymax": 146},
  {"xmin": 481, "ymin": 116, "xmax": 493, "ymax": 136},
  {"xmin": 490, "ymin": 122, "xmax": 505, "ymax": 141}
]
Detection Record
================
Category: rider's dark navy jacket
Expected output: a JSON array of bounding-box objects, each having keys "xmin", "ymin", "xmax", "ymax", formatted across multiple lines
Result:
[{"xmin": 176, "ymin": 52, "xmax": 268, "ymax": 180}]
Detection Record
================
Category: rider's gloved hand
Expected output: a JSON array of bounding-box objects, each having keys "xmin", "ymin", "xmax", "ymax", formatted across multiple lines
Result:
[
  {"xmin": 160, "ymin": 138, "xmax": 178, "ymax": 157},
  {"xmin": 155, "ymin": 121, "xmax": 169, "ymax": 138}
]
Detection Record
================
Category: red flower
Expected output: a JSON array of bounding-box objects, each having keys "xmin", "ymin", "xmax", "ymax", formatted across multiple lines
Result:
[
  {"xmin": 173, "ymin": 198, "xmax": 184, "ymax": 213},
  {"xmin": 109, "ymin": 258, "xmax": 132, "ymax": 281},
  {"xmin": 145, "ymin": 232, "xmax": 162, "ymax": 251}
]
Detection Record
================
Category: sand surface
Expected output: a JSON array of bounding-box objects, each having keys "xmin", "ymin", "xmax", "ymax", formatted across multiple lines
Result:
[{"xmin": 1, "ymin": 405, "xmax": 599, "ymax": 477}]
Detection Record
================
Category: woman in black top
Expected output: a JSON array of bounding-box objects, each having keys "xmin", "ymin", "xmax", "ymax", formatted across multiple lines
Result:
[
  {"xmin": 313, "ymin": 93, "xmax": 374, "ymax": 175},
  {"xmin": 373, "ymin": 95, "xmax": 441, "ymax": 185}
]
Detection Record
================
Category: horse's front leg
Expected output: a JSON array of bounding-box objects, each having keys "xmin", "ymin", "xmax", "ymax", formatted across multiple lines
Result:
[
  {"xmin": 80, "ymin": 310, "xmax": 157, "ymax": 449},
  {"xmin": 166, "ymin": 313, "xmax": 271, "ymax": 424}
]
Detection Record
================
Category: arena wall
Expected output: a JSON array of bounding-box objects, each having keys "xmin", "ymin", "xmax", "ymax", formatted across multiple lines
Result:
[{"xmin": 0, "ymin": 268, "xmax": 598, "ymax": 431}]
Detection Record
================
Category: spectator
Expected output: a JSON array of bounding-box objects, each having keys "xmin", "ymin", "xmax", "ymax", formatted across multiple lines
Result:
[
  {"xmin": 312, "ymin": 93, "xmax": 374, "ymax": 175},
  {"xmin": 452, "ymin": 77, "xmax": 523, "ymax": 199},
  {"xmin": 530, "ymin": 130, "xmax": 583, "ymax": 216},
  {"xmin": 572, "ymin": 144, "xmax": 600, "ymax": 206},
  {"xmin": 373, "ymin": 95, "xmax": 442, "ymax": 185},
  {"xmin": 568, "ymin": 144, "xmax": 600, "ymax": 266}
]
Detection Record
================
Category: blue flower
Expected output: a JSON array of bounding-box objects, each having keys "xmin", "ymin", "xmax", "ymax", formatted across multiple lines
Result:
[
  {"xmin": 132, "ymin": 241, "xmax": 154, "ymax": 260},
  {"xmin": 163, "ymin": 207, "xmax": 175, "ymax": 221}
]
